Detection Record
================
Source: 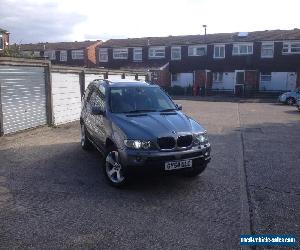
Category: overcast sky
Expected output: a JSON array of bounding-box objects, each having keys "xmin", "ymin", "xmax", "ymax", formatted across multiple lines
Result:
[{"xmin": 1, "ymin": 0, "xmax": 300, "ymax": 44}]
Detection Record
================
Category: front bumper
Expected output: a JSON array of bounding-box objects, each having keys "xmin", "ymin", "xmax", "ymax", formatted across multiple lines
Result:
[{"xmin": 118, "ymin": 144, "xmax": 211, "ymax": 170}]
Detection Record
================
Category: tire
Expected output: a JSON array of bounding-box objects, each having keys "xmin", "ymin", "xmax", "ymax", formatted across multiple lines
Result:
[
  {"xmin": 286, "ymin": 97, "xmax": 295, "ymax": 106},
  {"xmin": 104, "ymin": 146, "xmax": 128, "ymax": 187},
  {"xmin": 182, "ymin": 163, "xmax": 207, "ymax": 177},
  {"xmin": 80, "ymin": 123, "xmax": 92, "ymax": 150}
]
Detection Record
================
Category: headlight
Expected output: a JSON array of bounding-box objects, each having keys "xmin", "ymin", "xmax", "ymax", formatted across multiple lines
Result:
[
  {"xmin": 193, "ymin": 132, "xmax": 208, "ymax": 145},
  {"xmin": 124, "ymin": 140, "xmax": 151, "ymax": 149}
]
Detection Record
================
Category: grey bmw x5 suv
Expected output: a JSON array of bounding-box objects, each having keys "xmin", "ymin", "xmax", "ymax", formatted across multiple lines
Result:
[{"xmin": 80, "ymin": 79, "xmax": 211, "ymax": 187}]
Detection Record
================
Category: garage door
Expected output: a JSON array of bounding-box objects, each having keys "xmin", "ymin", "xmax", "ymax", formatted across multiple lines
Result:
[
  {"xmin": 85, "ymin": 73, "xmax": 104, "ymax": 89},
  {"xmin": 52, "ymin": 72, "xmax": 81, "ymax": 125},
  {"xmin": 0, "ymin": 65, "xmax": 47, "ymax": 134}
]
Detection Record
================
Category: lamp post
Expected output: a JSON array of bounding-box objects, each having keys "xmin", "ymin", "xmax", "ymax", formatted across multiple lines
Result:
[{"xmin": 203, "ymin": 25, "xmax": 207, "ymax": 36}]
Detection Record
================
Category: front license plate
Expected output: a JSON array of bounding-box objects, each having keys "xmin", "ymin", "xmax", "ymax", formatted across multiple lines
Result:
[{"xmin": 164, "ymin": 159, "xmax": 192, "ymax": 171}]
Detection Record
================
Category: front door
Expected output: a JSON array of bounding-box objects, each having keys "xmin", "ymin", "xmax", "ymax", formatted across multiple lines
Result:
[
  {"xmin": 235, "ymin": 70, "xmax": 245, "ymax": 96},
  {"xmin": 235, "ymin": 70, "xmax": 245, "ymax": 85}
]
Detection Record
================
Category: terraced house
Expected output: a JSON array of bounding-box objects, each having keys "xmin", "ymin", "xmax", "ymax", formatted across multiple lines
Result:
[
  {"xmin": 97, "ymin": 29, "xmax": 300, "ymax": 94},
  {"xmin": 16, "ymin": 40, "xmax": 102, "ymax": 67},
  {"xmin": 0, "ymin": 28, "xmax": 10, "ymax": 54}
]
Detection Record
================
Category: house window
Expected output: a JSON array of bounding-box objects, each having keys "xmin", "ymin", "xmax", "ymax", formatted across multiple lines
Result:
[
  {"xmin": 213, "ymin": 72, "xmax": 223, "ymax": 82},
  {"xmin": 44, "ymin": 50, "xmax": 56, "ymax": 60},
  {"xmin": 261, "ymin": 43, "xmax": 274, "ymax": 58},
  {"xmin": 71, "ymin": 50, "xmax": 84, "ymax": 59},
  {"xmin": 113, "ymin": 48, "xmax": 128, "ymax": 59},
  {"xmin": 33, "ymin": 51, "xmax": 40, "ymax": 57},
  {"xmin": 232, "ymin": 43, "xmax": 253, "ymax": 55},
  {"xmin": 148, "ymin": 47, "xmax": 165, "ymax": 58},
  {"xmin": 260, "ymin": 72, "xmax": 272, "ymax": 82},
  {"xmin": 133, "ymin": 48, "xmax": 142, "ymax": 61},
  {"xmin": 214, "ymin": 44, "xmax": 225, "ymax": 59},
  {"xmin": 188, "ymin": 45, "xmax": 207, "ymax": 56},
  {"xmin": 171, "ymin": 47, "xmax": 181, "ymax": 60},
  {"xmin": 0, "ymin": 35, "xmax": 3, "ymax": 50},
  {"xmin": 282, "ymin": 42, "xmax": 300, "ymax": 54},
  {"xmin": 99, "ymin": 48, "xmax": 108, "ymax": 62},
  {"xmin": 171, "ymin": 73, "xmax": 178, "ymax": 81},
  {"xmin": 60, "ymin": 50, "xmax": 67, "ymax": 61}
]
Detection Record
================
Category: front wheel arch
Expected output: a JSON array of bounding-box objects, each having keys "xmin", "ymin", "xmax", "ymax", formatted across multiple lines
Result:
[{"xmin": 286, "ymin": 97, "xmax": 295, "ymax": 105}]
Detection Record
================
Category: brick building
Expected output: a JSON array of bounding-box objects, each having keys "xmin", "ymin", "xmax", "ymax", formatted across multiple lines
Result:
[
  {"xmin": 16, "ymin": 40, "xmax": 102, "ymax": 67},
  {"xmin": 97, "ymin": 29, "xmax": 300, "ymax": 94},
  {"xmin": 0, "ymin": 28, "xmax": 10, "ymax": 53}
]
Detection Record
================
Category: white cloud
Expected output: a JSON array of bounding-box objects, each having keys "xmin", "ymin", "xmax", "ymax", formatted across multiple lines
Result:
[{"xmin": 1, "ymin": 0, "xmax": 300, "ymax": 43}]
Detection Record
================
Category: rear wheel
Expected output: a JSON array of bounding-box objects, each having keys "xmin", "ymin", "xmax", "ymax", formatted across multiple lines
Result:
[
  {"xmin": 104, "ymin": 146, "xmax": 128, "ymax": 187},
  {"xmin": 80, "ymin": 123, "xmax": 92, "ymax": 150},
  {"xmin": 286, "ymin": 97, "xmax": 295, "ymax": 105},
  {"xmin": 182, "ymin": 163, "xmax": 207, "ymax": 177}
]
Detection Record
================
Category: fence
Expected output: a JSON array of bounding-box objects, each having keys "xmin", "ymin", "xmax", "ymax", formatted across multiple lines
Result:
[{"xmin": 0, "ymin": 57, "xmax": 148, "ymax": 135}]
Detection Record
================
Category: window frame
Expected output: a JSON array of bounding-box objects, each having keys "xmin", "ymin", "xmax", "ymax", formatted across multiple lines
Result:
[
  {"xmin": 99, "ymin": 48, "xmax": 108, "ymax": 62},
  {"xmin": 71, "ymin": 50, "xmax": 84, "ymax": 60},
  {"xmin": 232, "ymin": 43, "xmax": 253, "ymax": 56},
  {"xmin": 261, "ymin": 42, "xmax": 274, "ymax": 58},
  {"xmin": 113, "ymin": 48, "xmax": 128, "ymax": 60},
  {"xmin": 282, "ymin": 41, "xmax": 300, "ymax": 54},
  {"xmin": 171, "ymin": 46, "xmax": 181, "ymax": 60},
  {"xmin": 188, "ymin": 45, "xmax": 207, "ymax": 56},
  {"xmin": 44, "ymin": 50, "xmax": 56, "ymax": 60},
  {"xmin": 148, "ymin": 46, "xmax": 166, "ymax": 59},
  {"xmin": 133, "ymin": 47, "xmax": 143, "ymax": 61},
  {"xmin": 213, "ymin": 72, "xmax": 224, "ymax": 82},
  {"xmin": 260, "ymin": 72, "xmax": 272, "ymax": 82},
  {"xmin": 60, "ymin": 50, "xmax": 67, "ymax": 61},
  {"xmin": 88, "ymin": 87, "xmax": 106, "ymax": 112},
  {"xmin": 213, "ymin": 44, "xmax": 225, "ymax": 59}
]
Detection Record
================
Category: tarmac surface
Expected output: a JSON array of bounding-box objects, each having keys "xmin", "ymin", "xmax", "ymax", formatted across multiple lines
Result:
[{"xmin": 0, "ymin": 99, "xmax": 299, "ymax": 249}]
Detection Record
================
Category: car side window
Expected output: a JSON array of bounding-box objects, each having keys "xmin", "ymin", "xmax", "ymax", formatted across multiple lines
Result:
[{"xmin": 89, "ymin": 90, "xmax": 105, "ymax": 112}]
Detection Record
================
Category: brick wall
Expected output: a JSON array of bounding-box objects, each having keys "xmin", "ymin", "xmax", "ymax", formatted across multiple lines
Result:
[{"xmin": 85, "ymin": 41, "xmax": 102, "ymax": 68}]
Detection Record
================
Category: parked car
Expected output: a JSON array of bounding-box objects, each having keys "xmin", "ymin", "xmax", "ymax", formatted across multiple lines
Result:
[
  {"xmin": 278, "ymin": 88, "xmax": 300, "ymax": 105},
  {"xmin": 80, "ymin": 79, "xmax": 211, "ymax": 187}
]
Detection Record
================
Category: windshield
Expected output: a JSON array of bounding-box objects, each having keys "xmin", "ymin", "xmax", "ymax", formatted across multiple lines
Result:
[{"xmin": 109, "ymin": 86, "xmax": 176, "ymax": 113}]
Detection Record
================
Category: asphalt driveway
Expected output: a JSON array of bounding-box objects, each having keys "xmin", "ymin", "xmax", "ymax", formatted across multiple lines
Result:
[{"xmin": 0, "ymin": 100, "xmax": 299, "ymax": 249}]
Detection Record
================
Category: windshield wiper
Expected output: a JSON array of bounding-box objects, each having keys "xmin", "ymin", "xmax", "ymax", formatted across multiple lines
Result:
[
  {"xmin": 126, "ymin": 109, "xmax": 157, "ymax": 113},
  {"xmin": 159, "ymin": 108, "xmax": 177, "ymax": 112}
]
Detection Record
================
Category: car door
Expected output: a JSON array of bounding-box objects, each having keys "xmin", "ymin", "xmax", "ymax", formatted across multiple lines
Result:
[{"xmin": 88, "ymin": 85, "xmax": 106, "ymax": 149}]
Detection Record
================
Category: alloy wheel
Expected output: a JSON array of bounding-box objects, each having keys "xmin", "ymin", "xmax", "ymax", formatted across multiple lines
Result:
[{"xmin": 105, "ymin": 151, "xmax": 125, "ymax": 184}]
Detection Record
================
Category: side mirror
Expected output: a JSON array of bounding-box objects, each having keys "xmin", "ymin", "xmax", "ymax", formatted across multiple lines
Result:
[
  {"xmin": 176, "ymin": 104, "xmax": 182, "ymax": 110},
  {"xmin": 91, "ymin": 106, "xmax": 105, "ymax": 116}
]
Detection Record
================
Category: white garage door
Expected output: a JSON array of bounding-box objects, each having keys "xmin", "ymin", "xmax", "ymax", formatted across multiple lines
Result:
[
  {"xmin": 0, "ymin": 65, "xmax": 47, "ymax": 134},
  {"xmin": 85, "ymin": 73, "xmax": 104, "ymax": 89},
  {"xmin": 51, "ymin": 72, "xmax": 81, "ymax": 125}
]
